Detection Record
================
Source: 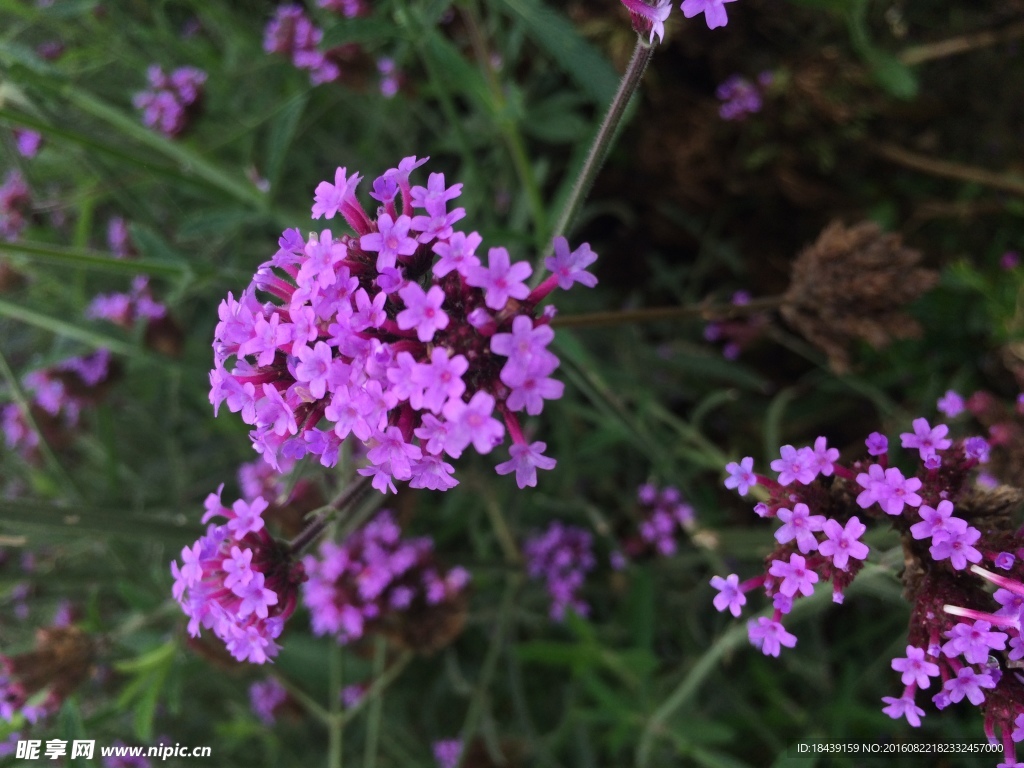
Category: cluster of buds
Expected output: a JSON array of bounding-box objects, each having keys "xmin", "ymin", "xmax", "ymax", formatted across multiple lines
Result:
[
  {"xmin": 209, "ymin": 155, "xmax": 596, "ymax": 493},
  {"xmin": 713, "ymin": 412, "xmax": 1024, "ymax": 764},
  {"xmin": 248, "ymin": 677, "xmax": 290, "ymax": 725},
  {"xmin": 171, "ymin": 488, "xmax": 306, "ymax": 664},
  {"xmin": 0, "ymin": 627, "xmax": 94, "ymax": 725},
  {"xmin": 132, "ymin": 65, "xmax": 207, "ymax": 137},
  {"xmin": 264, "ymin": 5, "xmax": 343, "ymax": 85},
  {"xmin": 612, "ymin": 483, "xmax": 695, "ymax": 567},
  {"xmin": 524, "ymin": 522, "xmax": 596, "ymax": 620},
  {"xmin": 2, "ymin": 349, "xmax": 116, "ymax": 462},
  {"xmin": 0, "ymin": 170, "xmax": 30, "ymax": 242},
  {"xmin": 302, "ymin": 510, "xmax": 469, "ymax": 653},
  {"xmin": 377, "ymin": 57, "xmax": 401, "ymax": 99}
]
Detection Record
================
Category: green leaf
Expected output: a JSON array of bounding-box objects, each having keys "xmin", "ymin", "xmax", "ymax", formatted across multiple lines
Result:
[
  {"xmin": 320, "ymin": 16, "xmax": 397, "ymax": 48},
  {"xmin": 263, "ymin": 93, "xmax": 308, "ymax": 190},
  {"xmin": 497, "ymin": 0, "xmax": 619, "ymax": 104},
  {"xmin": 862, "ymin": 48, "xmax": 918, "ymax": 99},
  {"xmin": 0, "ymin": 239, "xmax": 189, "ymax": 279},
  {"xmin": 524, "ymin": 93, "xmax": 590, "ymax": 143}
]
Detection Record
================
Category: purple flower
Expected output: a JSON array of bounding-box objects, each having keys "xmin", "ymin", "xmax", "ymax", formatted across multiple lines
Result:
[
  {"xmin": 724, "ymin": 456, "xmax": 756, "ymax": 495},
  {"xmin": 432, "ymin": 230, "xmax": 482, "ymax": 278},
  {"xmin": 13, "ymin": 129, "xmax": 42, "ymax": 158},
  {"xmin": 360, "ymin": 214, "xmax": 418, "ymax": 271},
  {"xmin": 900, "ymin": 417, "xmax": 952, "ymax": 460},
  {"xmin": 941, "ymin": 620, "xmax": 1007, "ymax": 664},
  {"xmin": 909, "ymin": 500, "xmax": 962, "ymax": 541},
  {"xmin": 680, "ymin": 0, "xmax": 736, "ymax": 29},
  {"xmin": 774, "ymin": 503, "xmax": 826, "ymax": 554},
  {"xmin": 817, "ymin": 516, "xmax": 869, "ymax": 571},
  {"xmin": 545, "ymin": 236, "xmax": 598, "ymax": 290},
  {"xmin": 249, "ymin": 678, "xmax": 288, "ymax": 724},
  {"xmin": 996, "ymin": 552, "xmax": 1016, "ymax": 570},
  {"xmin": 710, "ymin": 573, "xmax": 746, "ymax": 617},
  {"xmin": 855, "ymin": 464, "xmax": 922, "ymax": 515},
  {"xmin": 937, "ymin": 390, "xmax": 965, "ymax": 418},
  {"xmin": 313, "ymin": 167, "xmax": 363, "ymax": 221},
  {"xmin": 295, "ymin": 341, "xmax": 334, "ymax": 399},
  {"xmin": 882, "ymin": 695, "xmax": 925, "ymax": 727},
  {"xmin": 942, "ymin": 666, "xmax": 995, "ymax": 705},
  {"xmin": 747, "ymin": 617, "xmax": 797, "ymax": 657},
  {"xmin": 466, "ymin": 247, "xmax": 532, "ymax": 310},
  {"xmin": 442, "ymin": 391, "xmax": 505, "ymax": 457},
  {"xmin": 397, "ymin": 283, "xmax": 449, "ymax": 342},
  {"xmin": 770, "ymin": 445, "xmax": 817, "ymax": 486},
  {"xmin": 432, "ymin": 739, "xmax": 463, "ymax": 768},
  {"xmin": 618, "ymin": 0, "xmax": 673, "ymax": 43},
  {"xmin": 891, "ymin": 646, "xmax": 939, "ymax": 688},
  {"xmin": 495, "ymin": 440, "xmax": 557, "ymax": 488},
  {"xmin": 865, "ymin": 432, "xmax": 888, "ymax": 456},
  {"xmin": 716, "ymin": 75, "xmax": 762, "ymax": 120},
  {"xmin": 964, "ymin": 436, "xmax": 990, "ymax": 463},
  {"xmin": 930, "ymin": 525, "xmax": 982, "ymax": 570},
  {"xmin": 768, "ymin": 554, "xmax": 818, "ymax": 597}
]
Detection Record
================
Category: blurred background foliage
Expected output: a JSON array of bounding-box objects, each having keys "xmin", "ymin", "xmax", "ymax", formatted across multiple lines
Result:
[{"xmin": 0, "ymin": 0, "xmax": 1023, "ymax": 765}]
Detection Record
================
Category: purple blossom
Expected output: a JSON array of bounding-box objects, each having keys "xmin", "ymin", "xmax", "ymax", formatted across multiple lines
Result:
[
  {"xmin": 930, "ymin": 525, "xmax": 983, "ymax": 570},
  {"xmin": 891, "ymin": 646, "xmax": 939, "ymax": 688},
  {"xmin": 680, "ymin": 0, "xmax": 736, "ymax": 29},
  {"xmin": 937, "ymin": 390, "xmax": 965, "ymax": 418},
  {"xmin": 495, "ymin": 441, "xmax": 557, "ymax": 488},
  {"xmin": 817, "ymin": 516, "xmax": 869, "ymax": 571},
  {"xmin": 855, "ymin": 464, "xmax": 922, "ymax": 515},
  {"xmin": 724, "ymin": 456, "xmax": 757, "ymax": 495},
  {"xmin": 909, "ymin": 500, "xmax": 963, "ymax": 541},
  {"xmin": 768, "ymin": 554, "xmax": 819, "ymax": 597},
  {"xmin": 964, "ymin": 436, "xmax": 990, "ymax": 463},
  {"xmin": 882, "ymin": 695, "xmax": 925, "ymax": 727},
  {"xmin": 865, "ymin": 432, "xmax": 888, "ymax": 456},
  {"xmin": 618, "ymin": 0, "xmax": 673, "ymax": 43},
  {"xmin": 249, "ymin": 678, "xmax": 288, "ymax": 725},
  {"xmin": 524, "ymin": 522, "xmax": 595, "ymax": 620},
  {"xmin": 942, "ymin": 666, "xmax": 995, "ymax": 705},
  {"xmin": 13, "ymin": 129, "xmax": 42, "ymax": 158},
  {"xmin": 770, "ymin": 445, "xmax": 817, "ymax": 485},
  {"xmin": 432, "ymin": 231, "xmax": 482, "ymax": 277},
  {"xmin": 900, "ymin": 417, "xmax": 952, "ymax": 460},
  {"xmin": 941, "ymin": 620, "xmax": 1007, "ymax": 664},
  {"xmin": 774, "ymin": 503, "xmax": 826, "ymax": 554},
  {"xmin": 545, "ymin": 236, "xmax": 598, "ymax": 290},
  {"xmin": 465, "ymin": 247, "xmax": 532, "ymax": 310},
  {"xmin": 747, "ymin": 617, "xmax": 797, "ymax": 657},
  {"xmin": 710, "ymin": 574, "xmax": 746, "ymax": 617},
  {"xmin": 432, "ymin": 739, "xmax": 463, "ymax": 768},
  {"xmin": 716, "ymin": 75, "xmax": 762, "ymax": 120},
  {"xmin": 397, "ymin": 283, "xmax": 449, "ymax": 342}
]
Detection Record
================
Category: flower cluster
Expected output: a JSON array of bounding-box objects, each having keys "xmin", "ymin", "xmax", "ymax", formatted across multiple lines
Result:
[
  {"xmin": 86, "ymin": 275, "xmax": 167, "ymax": 328},
  {"xmin": 171, "ymin": 488, "xmax": 306, "ymax": 664},
  {"xmin": 619, "ymin": 0, "xmax": 737, "ymax": 43},
  {"xmin": 716, "ymin": 72, "xmax": 771, "ymax": 121},
  {"xmin": 714, "ymin": 414, "xmax": 1024, "ymax": 763},
  {"xmin": 2, "ymin": 349, "xmax": 115, "ymax": 462},
  {"xmin": 209, "ymin": 156, "xmax": 596, "ymax": 493},
  {"xmin": 249, "ymin": 677, "xmax": 289, "ymax": 725},
  {"xmin": 703, "ymin": 290, "xmax": 768, "ymax": 360},
  {"xmin": 524, "ymin": 522, "xmax": 596, "ymax": 620},
  {"xmin": 106, "ymin": 217, "xmax": 135, "ymax": 259},
  {"xmin": 132, "ymin": 65, "xmax": 207, "ymax": 137},
  {"xmin": 0, "ymin": 627, "xmax": 95, "ymax": 725},
  {"xmin": 0, "ymin": 169, "xmax": 30, "ymax": 242},
  {"xmin": 302, "ymin": 510, "xmax": 470, "ymax": 652},
  {"xmin": 612, "ymin": 483, "xmax": 695, "ymax": 566},
  {"xmin": 264, "ymin": 5, "xmax": 341, "ymax": 85}
]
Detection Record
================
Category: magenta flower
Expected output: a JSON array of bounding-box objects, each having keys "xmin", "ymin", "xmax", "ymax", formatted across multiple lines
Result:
[
  {"xmin": 432, "ymin": 231, "xmax": 482, "ymax": 277},
  {"xmin": 865, "ymin": 432, "xmax": 888, "ymax": 455},
  {"xmin": 495, "ymin": 441, "xmax": 557, "ymax": 489},
  {"xmin": 770, "ymin": 444, "xmax": 817, "ymax": 485},
  {"xmin": 680, "ymin": 0, "xmax": 736, "ymax": 29},
  {"xmin": 397, "ymin": 283, "xmax": 449, "ymax": 342},
  {"xmin": 942, "ymin": 667, "xmax": 995, "ymax": 705},
  {"xmin": 941, "ymin": 620, "xmax": 1007, "ymax": 664},
  {"xmin": 747, "ymin": 617, "xmax": 797, "ymax": 657},
  {"xmin": 882, "ymin": 695, "xmax": 925, "ymax": 727},
  {"xmin": 710, "ymin": 574, "xmax": 746, "ymax": 617},
  {"xmin": 545, "ymin": 236, "xmax": 599, "ymax": 290},
  {"xmin": 618, "ymin": 0, "xmax": 673, "ymax": 43},
  {"xmin": 937, "ymin": 390, "xmax": 965, "ymax": 418},
  {"xmin": 724, "ymin": 456, "xmax": 756, "ymax": 495},
  {"xmin": 768, "ymin": 554, "xmax": 818, "ymax": 597},
  {"xmin": 900, "ymin": 417, "xmax": 952, "ymax": 460},
  {"xmin": 908, "ymin": 500, "xmax": 962, "ymax": 541},
  {"xmin": 891, "ymin": 646, "xmax": 939, "ymax": 688},
  {"xmin": 809, "ymin": 437, "xmax": 839, "ymax": 477},
  {"xmin": 524, "ymin": 522, "xmax": 595, "ymax": 620},
  {"xmin": 466, "ymin": 247, "xmax": 532, "ymax": 310},
  {"xmin": 774, "ymin": 503, "xmax": 825, "ymax": 554},
  {"xmin": 930, "ymin": 525, "xmax": 982, "ymax": 570},
  {"xmin": 817, "ymin": 516, "xmax": 869, "ymax": 571},
  {"xmin": 313, "ymin": 167, "xmax": 363, "ymax": 222},
  {"xmin": 133, "ymin": 65, "xmax": 206, "ymax": 137}
]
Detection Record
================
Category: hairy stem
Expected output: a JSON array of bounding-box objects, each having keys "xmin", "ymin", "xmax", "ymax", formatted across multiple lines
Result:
[{"xmin": 288, "ymin": 475, "xmax": 373, "ymax": 556}]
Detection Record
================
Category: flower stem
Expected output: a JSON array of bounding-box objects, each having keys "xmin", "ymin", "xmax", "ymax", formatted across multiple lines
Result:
[
  {"xmin": 288, "ymin": 475, "xmax": 373, "ymax": 556},
  {"xmin": 549, "ymin": 36, "xmax": 656, "ymax": 245},
  {"xmin": 552, "ymin": 295, "xmax": 784, "ymax": 329}
]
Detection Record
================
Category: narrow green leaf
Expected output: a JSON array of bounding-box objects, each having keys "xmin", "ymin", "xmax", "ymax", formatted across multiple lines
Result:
[
  {"xmin": 497, "ymin": 0, "xmax": 619, "ymax": 104},
  {"xmin": 0, "ymin": 240, "xmax": 189, "ymax": 279},
  {"xmin": 263, "ymin": 93, "xmax": 308, "ymax": 190},
  {"xmin": 0, "ymin": 297, "xmax": 136, "ymax": 356}
]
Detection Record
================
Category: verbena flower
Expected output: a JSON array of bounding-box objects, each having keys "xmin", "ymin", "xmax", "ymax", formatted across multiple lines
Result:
[
  {"xmin": 132, "ymin": 65, "xmax": 206, "ymax": 137},
  {"xmin": 264, "ymin": 5, "xmax": 341, "ymax": 85},
  {"xmin": 171, "ymin": 488, "xmax": 306, "ymax": 664},
  {"xmin": 615, "ymin": 483, "xmax": 695, "ymax": 562},
  {"xmin": 716, "ymin": 75, "xmax": 762, "ymax": 120},
  {"xmin": 13, "ymin": 129, "xmax": 43, "ymax": 159},
  {"xmin": 524, "ymin": 522, "xmax": 595, "ymax": 620},
  {"xmin": 680, "ymin": 0, "xmax": 737, "ymax": 29},
  {"xmin": 0, "ymin": 170, "xmax": 31, "ymax": 242},
  {"xmin": 716, "ymin": 410, "xmax": 1024, "ymax": 763},
  {"xmin": 432, "ymin": 739, "xmax": 463, "ymax": 768},
  {"xmin": 249, "ymin": 677, "xmax": 288, "ymax": 724},
  {"xmin": 210, "ymin": 157, "xmax": 596, "ymax": 492},
  {"xmin": 301, "ymin": 510, "xmax": 469, "ymax": 652}
]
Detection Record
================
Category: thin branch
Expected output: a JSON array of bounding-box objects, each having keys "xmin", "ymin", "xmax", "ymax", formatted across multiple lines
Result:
[
  {"xmin": 552, "ymin": 295, "xmax": 784, "ymax": 330},
  {"xmin": 871, "ymin": 143, "xmax": 1024, "ymax": 198},
  {"xmin": 898, "ymin": 21, "xmax": 1024, "ymax": 66}
]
